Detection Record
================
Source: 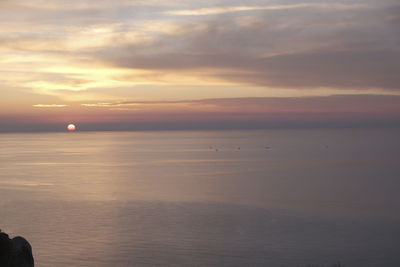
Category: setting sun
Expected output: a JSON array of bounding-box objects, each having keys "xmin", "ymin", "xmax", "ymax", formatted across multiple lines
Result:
[{"xmin": 67, "ymin": 124, "xmax": 76, "ymax": 131}]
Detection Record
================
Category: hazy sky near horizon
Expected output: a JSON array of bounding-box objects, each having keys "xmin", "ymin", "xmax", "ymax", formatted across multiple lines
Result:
[{"xmin": 1, "ymin": 0, "xmax": 399, "ymax": 130}]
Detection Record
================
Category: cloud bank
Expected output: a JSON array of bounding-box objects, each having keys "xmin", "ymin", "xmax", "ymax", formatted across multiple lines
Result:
[{"xmin": 1, "ymin": 0, "xmax": 399, "ymax": 131}]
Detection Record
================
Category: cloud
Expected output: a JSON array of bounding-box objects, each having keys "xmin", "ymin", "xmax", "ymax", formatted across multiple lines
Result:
[
  {"xmin": 218, "ymin": 50, "xmax": 400, "ymax": 89},
  {"xmin": 81, "ymin": 94, "xmax": 400, "ymax": 114},
  {"xmin": 99, "ymin": 45, "xmax": 400, "ymax": 92},
  {"xmin": 33, "ymin": 104, "xmax": 68, "ymax": 108},
  {"xmin": 81, "ymin": 102, "xmax": 139, "ymax": 107},
  {"xmin": 1, "ymin": 0, "xmax": 400, "ymax": 109},
  {"xmin": 83, "ymin": 0, "xmax": 399, "ymax": 91},
  {"xmin": 165, "ymin": 3, "xmax": 363, "ymax": 16}
]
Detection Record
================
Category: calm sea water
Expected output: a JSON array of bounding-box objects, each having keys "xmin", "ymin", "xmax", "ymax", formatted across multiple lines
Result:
[{"xmin": 1, "ymin": 129, "xmax": 400, "ymax": 266}]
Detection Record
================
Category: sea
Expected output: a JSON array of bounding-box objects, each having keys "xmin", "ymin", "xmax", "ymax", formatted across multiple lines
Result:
[{"xmin": 0, "ymin": 128, "xmax": 399, "ymax": 267}]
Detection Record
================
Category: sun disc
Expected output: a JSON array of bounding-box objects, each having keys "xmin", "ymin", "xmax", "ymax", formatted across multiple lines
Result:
[{"xmin": 67, "ymin": 124, "xmax": 76, "ymax": 131}]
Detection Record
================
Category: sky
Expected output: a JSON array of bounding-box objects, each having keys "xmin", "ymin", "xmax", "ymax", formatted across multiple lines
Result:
[{"xmin": 1, "ymin": 0, "xmax": 399, "ymax": 131}]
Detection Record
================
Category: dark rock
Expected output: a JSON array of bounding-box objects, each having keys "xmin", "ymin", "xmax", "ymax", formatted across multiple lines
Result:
[
  {"xmin": 0, "ymin": 232, "xmax": 13, "ymax": 266},
  {"xmin": 0, "ymin": 231, "xmax": 34, "ymax": 267},
  {"xmin": 11, "ymin": 237, "xmax": 34, "ymax": 267}
]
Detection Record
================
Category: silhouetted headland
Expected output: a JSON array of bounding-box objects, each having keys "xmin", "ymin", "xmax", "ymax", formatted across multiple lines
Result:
[{"xmin": 0, "ymin": 230, "xmax": 34, "ymax": 267}]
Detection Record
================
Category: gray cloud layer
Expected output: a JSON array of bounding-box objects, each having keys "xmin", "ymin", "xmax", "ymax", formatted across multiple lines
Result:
[
  {"xmin": 93, "ymin": 0, "xmax": 400, "ymax": 90},
  {"xmin": 82, "ymin": 94, "xmax": 400, "ymax": 113},
  {"xmin": 1, "ymin": 0, "xmax": 400, "ymax": 114}
]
